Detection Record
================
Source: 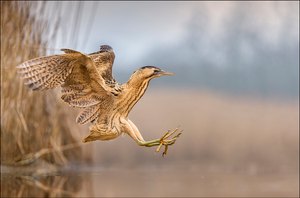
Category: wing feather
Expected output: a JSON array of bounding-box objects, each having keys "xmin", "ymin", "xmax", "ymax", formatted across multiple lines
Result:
[
  {"xmin": 17, "ymin": 49, "xmax": 116, "ymax": 124},
  {"xmin": 61, "ymin": 92, "xmax": 103, "ymax": 108},
  {"xmin": 76, "ymin": 105, "xmax": 101, "ymax": 124},
  {"xmin": 89, "ymin": 46, "xmax": 115, "ymax": 83},
  {"xmin": 17, "ymin": 54, "xmax": 75, "ymax": 90}
]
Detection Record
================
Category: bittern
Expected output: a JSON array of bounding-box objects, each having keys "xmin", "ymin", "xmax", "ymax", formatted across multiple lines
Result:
[{"xmin": 17, "ymin": 45, "xmax": 181, "ymax": 156}]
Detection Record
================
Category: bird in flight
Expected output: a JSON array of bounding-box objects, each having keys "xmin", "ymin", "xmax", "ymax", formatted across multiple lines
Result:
[{"xmin": 17, "ymin": 45, "xmax": 181, "ymax": 156}]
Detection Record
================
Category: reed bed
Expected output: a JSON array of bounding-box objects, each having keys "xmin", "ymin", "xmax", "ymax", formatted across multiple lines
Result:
[
  {"xmin": 1, "ymin": 2, "xmax": 89, "ymax": 196},
  {"xmin": 1, "ymin": 1, "xmax": 87, "ymax": 170}
]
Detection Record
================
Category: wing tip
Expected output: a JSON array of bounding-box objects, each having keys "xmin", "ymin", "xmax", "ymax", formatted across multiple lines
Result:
[
  {"xmin": 26, "ymin": 82, "xmax": 42, "ymax": 91},
  {"xmin": 61, "ymin": 48, "xmax": 81, "ymax": 54},
  {"xmin": 16, "ymin": 62, "xmax": 28, "ymax": 69}
]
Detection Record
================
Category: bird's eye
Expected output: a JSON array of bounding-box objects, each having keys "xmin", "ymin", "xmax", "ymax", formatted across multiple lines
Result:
[{"xmin": 154, "ymin": 69, "xmax": 160, "ymax": 74}]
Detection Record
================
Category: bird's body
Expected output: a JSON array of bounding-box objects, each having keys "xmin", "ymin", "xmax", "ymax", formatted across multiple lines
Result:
[{"xmin": 17, "ymin": 45, "xmax": 181, "ymax": 155}]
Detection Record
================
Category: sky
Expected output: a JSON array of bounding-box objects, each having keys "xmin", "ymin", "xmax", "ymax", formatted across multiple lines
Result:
[
  {"xmin": 38, "ymin": 1, "xmax": 299, "ymax": 98},
  {"xmin": 42, "ymin": 1, "xmax": 298, "ymax": 67},
  {"xmin": 44, "ymin": 1, "xmax": 196, "ymax": 67}
]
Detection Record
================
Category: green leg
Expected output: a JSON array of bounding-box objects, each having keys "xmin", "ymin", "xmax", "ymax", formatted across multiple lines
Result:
[
  {"xmin": 137, "ymin": 139, "xmax": 161, "ymax": 147},
  {"xmin": 137, "ymin": 128, "xmax": 182, "ymax": 154}
]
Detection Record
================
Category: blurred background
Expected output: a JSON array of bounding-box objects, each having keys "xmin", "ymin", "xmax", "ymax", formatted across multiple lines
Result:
[{"xmin": 1, "ymin": 1, "xmax": 299, "ymax": 197}]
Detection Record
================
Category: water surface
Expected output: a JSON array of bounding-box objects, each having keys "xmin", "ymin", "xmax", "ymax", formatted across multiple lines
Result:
[{"xmin": 2, "ymin": 164, "xmax": 298, "ymax": 197}]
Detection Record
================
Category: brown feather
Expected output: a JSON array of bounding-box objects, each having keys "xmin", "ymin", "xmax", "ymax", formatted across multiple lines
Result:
[
  {"xmin": 16, "ymin": 48, "xmax": 117, "ymax": 125},
  {"xmin": 76, "ymin": 105, "xmax": 101, "ymax": 124}
]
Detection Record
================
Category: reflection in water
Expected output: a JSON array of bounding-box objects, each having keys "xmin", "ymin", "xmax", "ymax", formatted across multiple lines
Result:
[
  {"xmin": 1, "ymin": 172, "xmax": 89, "ymax": 198},
  {"xmin": 1, "ymin": 165, "xmax": 298, "ymax": 197}
]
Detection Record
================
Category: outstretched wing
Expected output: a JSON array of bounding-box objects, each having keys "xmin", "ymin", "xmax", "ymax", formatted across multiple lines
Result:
[
  {"xmin": 89, "ymin": 45, "xmax": 115, "ymax": 84},
  {"xmin": 17, "ymin": 49, "xmax": 115, "ymax": 124}
]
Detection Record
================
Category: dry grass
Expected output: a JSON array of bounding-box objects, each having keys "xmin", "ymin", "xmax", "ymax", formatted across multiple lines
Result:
[
  {"xmin": 1, "ymin": 1, "xmax": 89, "ymax": 169},
  {"xmin": 1, "ymin": 2, "xmax": 90, "ymax": 196}
]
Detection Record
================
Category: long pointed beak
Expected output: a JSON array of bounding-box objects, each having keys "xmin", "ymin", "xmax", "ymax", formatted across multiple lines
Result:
[{"xmin": 159, "ymin": 70, "xmax": 175, "ymax": 76}]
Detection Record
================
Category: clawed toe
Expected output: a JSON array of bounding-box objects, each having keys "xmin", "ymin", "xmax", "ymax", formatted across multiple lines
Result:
[{"xmin": 156, "ymin": 128, "xmax": 183, "ymax": 156}]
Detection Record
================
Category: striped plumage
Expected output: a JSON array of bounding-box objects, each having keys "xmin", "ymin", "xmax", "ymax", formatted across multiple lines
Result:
[{"xmin": 17, "ymin": 45, "xmax": 181, "ymax": 155}]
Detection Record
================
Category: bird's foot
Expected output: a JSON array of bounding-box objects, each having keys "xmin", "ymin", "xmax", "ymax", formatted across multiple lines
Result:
[
  {"xmin": 137, "ymin": 128, "xmax": 182, "ymax": 156},
  {"xmin": 156, "ymin": 128, "xmax": 182, "ymax": 157}
]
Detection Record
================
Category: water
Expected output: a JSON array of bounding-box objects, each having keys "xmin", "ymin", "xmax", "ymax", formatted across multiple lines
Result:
[{"xmin": 1, "ymin": 165, "xmax": 298, "ymax": 197}]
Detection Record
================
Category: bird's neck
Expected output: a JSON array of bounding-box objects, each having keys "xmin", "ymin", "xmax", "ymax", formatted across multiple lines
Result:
[{"xmin": 117, "ymin": 76, "xmax": 150, "ymax": 117}]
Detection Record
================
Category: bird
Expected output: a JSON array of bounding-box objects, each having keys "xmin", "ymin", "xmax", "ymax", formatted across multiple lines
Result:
[{"xmin": 16, "ymin": 45, "xmax": 182, "ymax": 156}]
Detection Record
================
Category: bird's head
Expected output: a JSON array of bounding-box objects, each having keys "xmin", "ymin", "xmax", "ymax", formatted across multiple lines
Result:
[
  {"xmin": 134, "ymin": 66, "xmax": 174, "ymax": 80},
  {"xmin": 99, "ymin": 45, "xmax": 113, "ymax": 53}
]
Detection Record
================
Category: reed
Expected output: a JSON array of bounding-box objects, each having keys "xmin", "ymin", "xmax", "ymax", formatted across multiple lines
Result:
[{"xmin": 1, "ymin": 1, "xmax": 87, "ymax": 170}]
